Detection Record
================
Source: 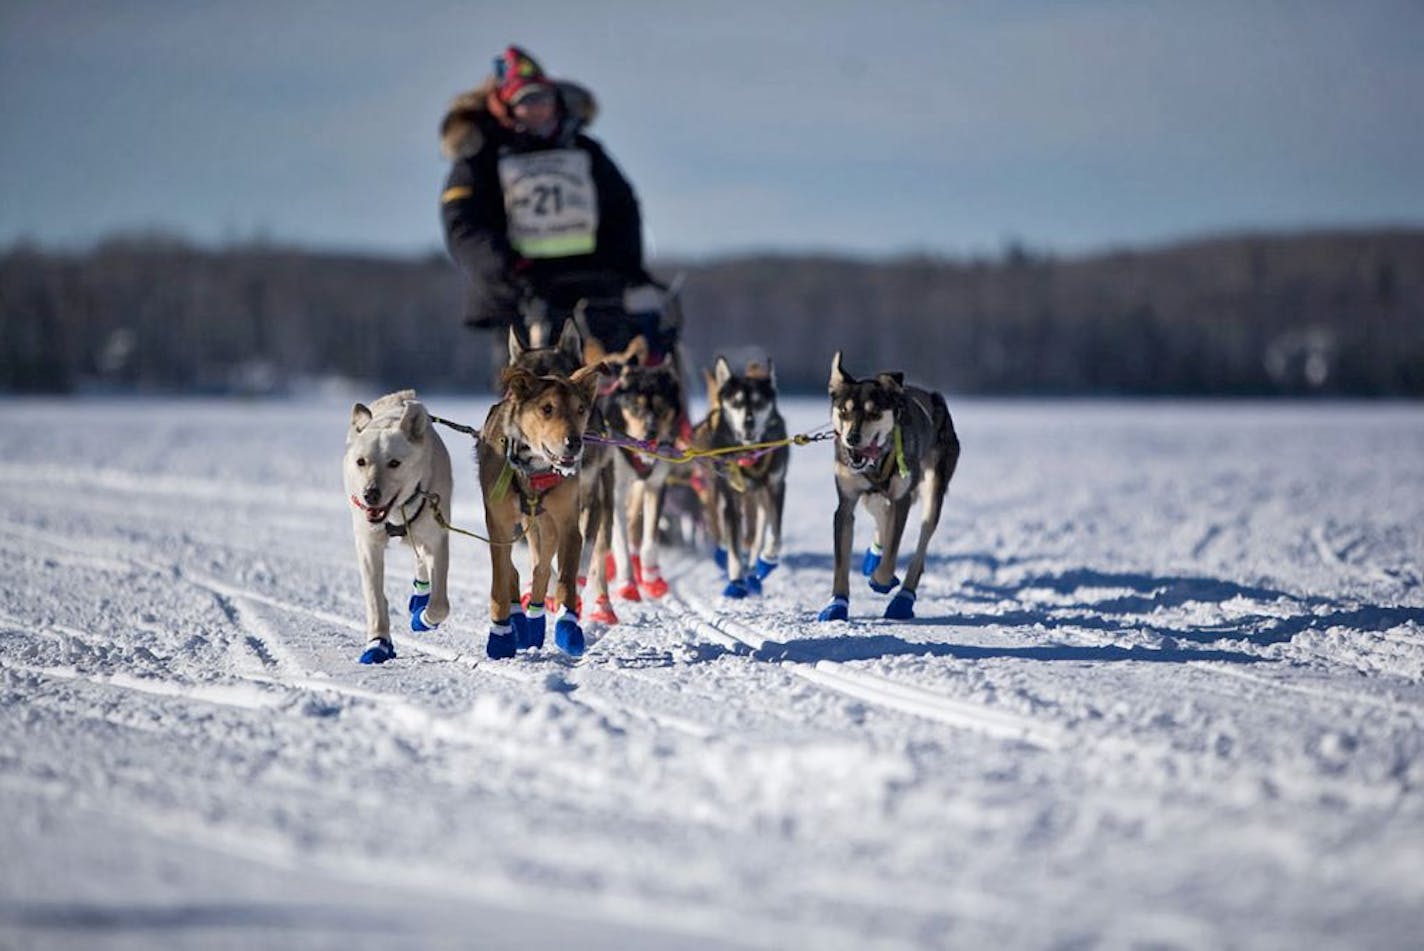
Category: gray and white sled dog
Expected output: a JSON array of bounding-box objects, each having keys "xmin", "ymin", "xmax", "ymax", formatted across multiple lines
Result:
[
  {"xmin": 343, "ymin": 390, "xmax": 453, "ymax": 664},
  {"xmin": 820, "ymin": 352, "xmax": 959, "ymax": 622},
  {"xmin": 690, "ymin": 356, "xmax": 789, "ymax": 598}
]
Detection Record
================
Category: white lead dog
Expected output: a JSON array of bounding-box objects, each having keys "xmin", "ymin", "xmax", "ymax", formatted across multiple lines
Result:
[{"xmin": 343, "ymin": 390, "xmax": 453, "ymax": 664}]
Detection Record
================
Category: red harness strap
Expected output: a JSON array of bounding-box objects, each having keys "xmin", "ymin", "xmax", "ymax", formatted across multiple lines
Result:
[{"xmin": 527, "ymin": 470, "xmax": 564, "ymax": 493}]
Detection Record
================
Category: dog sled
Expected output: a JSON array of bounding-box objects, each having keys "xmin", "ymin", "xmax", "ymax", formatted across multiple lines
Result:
[{"xmin": 513, "ymin": 269, "xmax": 684, "ymax": 366}]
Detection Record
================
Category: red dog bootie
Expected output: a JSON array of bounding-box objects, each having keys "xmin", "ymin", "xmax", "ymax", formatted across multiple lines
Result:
[
  {"xmin": 640, "ymin": 565, "xmax": 668, "ymax": 599},
  {"xmin": 587, "ymin": 594, "xmax": 618, "ymax": 625}
]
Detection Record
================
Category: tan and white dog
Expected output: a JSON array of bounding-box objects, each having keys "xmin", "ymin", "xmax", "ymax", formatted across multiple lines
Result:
[
  {"xmin": 508, "ymin": 320, "xmax": 620, "ymax": 625},
  {"xmin": 477, "ymin": 363, "xmax": 605, "ymax": 658},
  {"xmin": 343, "ymin": 390, "xmax": 453, "ymax": 664}
]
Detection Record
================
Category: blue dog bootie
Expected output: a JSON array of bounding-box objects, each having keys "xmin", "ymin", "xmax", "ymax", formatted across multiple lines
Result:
[
  {"xmin": 817, "ymin": 596, "xmax": 849, "ymax": 622},
  {"xmin": 486, "ymin": 621, "xmax": 516, "ymax": 660},
  {"xmin": 408, "ymin": 579, "xmax": 431, "ymax": 615},
  {"xmin": 713, "ymin": 546, "xmax": 728, "ymax": 574},
  {"xmin": 723, "ymin": 578, "xmax": 750, "ymax": 599},
  {"xmin": 744, "ymin": 573, "xmax": 763, "ymax": 595},
  {"xmin": 516, "ymin": 605, "xmax": 546, "ymax": 650},
  {"xmin": 868, "ymin": 573, "xmax": 901, "ymax": 595},
  {"xmin": 861, "ymin": 543, "xmax": 883, "ymax": 577},
  {"xmin": 753, "ymin": 556, "xmax": 779, "ymax": 580},
  {"xmin": 409, "ymin": 580, "xmax": 437, "ymax": 631},
  {"xmin": 554, "ymin": 609, "xmax": 585, "ymax": 657},
  {"xmin": 359, "ymin": 638, "xmax": 397, "ymax": 665},
  {"xmin": 884, "ymin": 589, "xmax": 916, "ymax": 620}
]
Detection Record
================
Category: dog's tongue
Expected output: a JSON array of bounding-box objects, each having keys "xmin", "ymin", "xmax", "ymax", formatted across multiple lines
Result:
[{"xmin": 853, "ymin": 439, "xmax": 884, "ymax": 464}]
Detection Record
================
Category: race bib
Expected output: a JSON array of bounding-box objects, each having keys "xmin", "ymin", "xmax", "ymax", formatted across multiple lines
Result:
[{"xmin": 497, "ymin": 149, "xmax": 599, "ymax": 259}]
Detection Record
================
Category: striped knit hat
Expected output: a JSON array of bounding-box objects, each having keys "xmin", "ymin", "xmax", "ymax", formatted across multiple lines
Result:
[{"xmin": 494, "ymin": 46, "xmax": 552, "ymax": 105}]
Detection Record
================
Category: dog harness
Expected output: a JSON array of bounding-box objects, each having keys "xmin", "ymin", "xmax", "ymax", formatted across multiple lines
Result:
[
  {"xmin": 844, "ymin": 424, "xmax": 910, "ymax": 489},
  {"xmin": 702, "ymin": 407, "xmax": 786, "ymax": 494},
  {"xmin": 619, "ymin": 445, "xmax": 656, "ymax": 479},
  {"xmin": 492, "ymin": 439, "xmax": 568, "ymax": 516},
  {"xmin": 384, "ymin": 484, "xmax": 429, "ymax": 537}
]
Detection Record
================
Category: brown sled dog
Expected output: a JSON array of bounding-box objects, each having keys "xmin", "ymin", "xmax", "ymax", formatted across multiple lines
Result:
[
  {"xmin": 507, "ymin": 321, "xmax": 620, "ymax": 625},
  {"xmin": 477, "ymin": 362, "xmax": 605, "ymax": 659},
  {"xmin": 819, "ymin": 351, "xmax": 959, "ymax": 622}
]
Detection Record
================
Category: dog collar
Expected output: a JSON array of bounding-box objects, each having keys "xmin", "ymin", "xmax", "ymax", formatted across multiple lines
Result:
[{"xmin": 384, "ymin": 484, "xmax": 428, "ymax": 537}]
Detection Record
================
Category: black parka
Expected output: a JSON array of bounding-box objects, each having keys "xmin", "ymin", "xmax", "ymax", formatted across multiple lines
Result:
[{"xmin": 439, "ymin": 82, "xmax": 646, "ymax": 328}]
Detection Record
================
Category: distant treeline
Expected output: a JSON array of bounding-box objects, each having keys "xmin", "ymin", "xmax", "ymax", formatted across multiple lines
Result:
[{"xmin": 2, "ymin": 228, "xmax": 1421, "ymax": 396}]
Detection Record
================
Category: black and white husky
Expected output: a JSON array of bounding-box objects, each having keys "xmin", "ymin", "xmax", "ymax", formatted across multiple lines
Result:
[
  {"xmin": 820, "ymin": 352, "xmax": 959, "ymax": 621},
  {"xmin": 693, "ymin": 357, "xmax": 789, "ymax": 598}
]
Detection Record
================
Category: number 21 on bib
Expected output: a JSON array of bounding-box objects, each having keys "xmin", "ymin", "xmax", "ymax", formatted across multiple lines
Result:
[{"xmin": 498, "ymin": 150, "xmax": 600, "ymax": 259}]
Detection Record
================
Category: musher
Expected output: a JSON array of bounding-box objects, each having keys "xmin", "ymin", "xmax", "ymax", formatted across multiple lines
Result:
[{"xmin": 438, "ymin": 45, "xmax": 674, "ymax": 382}]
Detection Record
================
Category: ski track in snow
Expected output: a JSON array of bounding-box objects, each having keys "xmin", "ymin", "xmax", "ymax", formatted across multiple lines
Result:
[{"xmin": 2, "ymin": 395, "xmax": 1423, "ymax": 950}]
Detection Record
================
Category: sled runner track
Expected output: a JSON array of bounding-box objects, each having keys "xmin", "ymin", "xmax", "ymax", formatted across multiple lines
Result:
[
  {"xmin": 1309, "ymin": 524, "xmax": 1399, "ymax": 587},
  {"xmin": 181, "ymin": 567, "xmax": 727, "ymax": 728},
  {"xmin": 1188, "ymin": 660, "xmax": 1424, "ymax": 719},
  {"xmin": 0, "ymin": 657, "xmax": 288, "ymax": 711},
  {"xmin": 175, "ymin": 569, "xmax": 557, "ymax": 683},
  {"xmin": 0, "ymin": 519, "xmax": 520, "ymax": 682},
  {"xmin": 3, "ymin": 624, "xmax": 555, "ymax": 750},
  {"xmin": 663, "ymin": 584, "xmax": 1065, "ymax": 750},
  {"xmin": 0, "ymin": 462, "xmax": 333, "ymax": 516},
  {"xmin": 0, "ymin": 617, "xmax": 461, "ymax": 719},
  {"xmin": 1189, "ymin": 524, "xmax": 1222, "ymax": 560}
]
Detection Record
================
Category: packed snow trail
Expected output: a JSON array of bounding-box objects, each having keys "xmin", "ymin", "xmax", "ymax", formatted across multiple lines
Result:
[{"xmin": 1, "ymin": 395, "xmax": 1422, "ymax": 949}]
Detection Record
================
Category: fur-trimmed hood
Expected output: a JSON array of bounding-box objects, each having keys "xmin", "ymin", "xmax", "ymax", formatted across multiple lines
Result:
[{"xmin": 439, "ymin": 77, "xmax": 598, "ymax": 160}]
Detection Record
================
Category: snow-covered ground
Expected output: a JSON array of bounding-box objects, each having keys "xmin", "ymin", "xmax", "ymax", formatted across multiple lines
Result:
[{"xmin": 2, "ymin": 395, "xmax": 1422, "ymax": 950}]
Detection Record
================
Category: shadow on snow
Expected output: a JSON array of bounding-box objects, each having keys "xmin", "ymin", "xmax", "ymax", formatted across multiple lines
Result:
[{"xmin": 729, "ymin": 554, "xmax": 1423, "ymax": 663}]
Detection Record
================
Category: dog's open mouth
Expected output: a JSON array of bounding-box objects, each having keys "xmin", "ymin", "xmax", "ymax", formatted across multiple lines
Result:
[
  {"xmin": 845, "ymin": 439, "xmax": 885, "ymax": 470},
  {"xmin": 543, "ymin": 449, "xmax": 581, "ymax": 476},
  {"xmin": 354, "ymin": 493, "xmax": 396, "ymax": 524}
]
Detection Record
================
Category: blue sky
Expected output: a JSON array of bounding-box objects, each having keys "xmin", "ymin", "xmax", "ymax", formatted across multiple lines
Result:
[{"xmin": 2, "ymin": 1, "xmax": 1421, "ymax": 260}]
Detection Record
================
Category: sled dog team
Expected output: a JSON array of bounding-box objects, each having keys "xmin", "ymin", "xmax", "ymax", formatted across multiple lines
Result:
[{"xmin": 344, "ymin": 324, "xmax": 960, "ymax": 664}]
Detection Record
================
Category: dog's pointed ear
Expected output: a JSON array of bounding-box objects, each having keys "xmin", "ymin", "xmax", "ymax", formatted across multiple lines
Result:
[
  {"xmin": 507, "ymin": 326, "xmax": 525, "ymax": 364},
  {"xmin": 829, "ymin": 350, "xmax": 850, "ymax": 393},
  {"xmin": 876, "ymin": 371, "xmax": 906, "ymax": 391},
  {"xmin": 623, "ymin": 335, "xmax": 649, "ymax": 368},
  {"xmin": 500, "ymin": 366, "xmax": 541, "ymax": 403},
  {"xmin": 713, "ymin": 356, "xmax": 732, "ymax": 391},
  {"xmin": 702, "ymin": 367, "xmax": 719, "ymax": 406},
  {"xmin": 399, "ymin": 400, "xmax": 429, "ymax": 441},
  {"xmin": 599, "ymin": 335, "xmax": 647, "ymax": 379},
  {"xmin": 350, "ymin": 402, "xmax": 373, "ymax": 433},
  {"xmin": 571, "ymin": 361, "xmax": 610, "ymax": 402},
  {"xmin": 582, "ymin": 334, "xmax": 610, "ymax": 367},
  {"xmin": 557, "ymin": 319, "xmax": 583, "ymax": 366}
]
